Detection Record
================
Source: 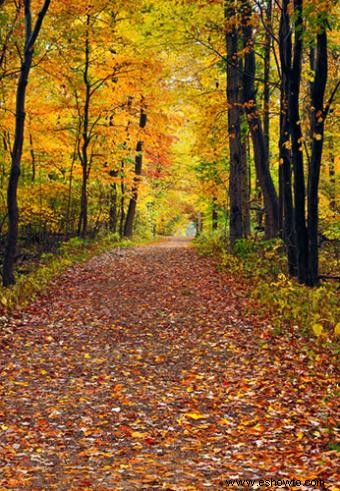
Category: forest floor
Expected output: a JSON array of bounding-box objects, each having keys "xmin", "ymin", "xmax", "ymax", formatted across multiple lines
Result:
[{"xmin": 0, "ymin": 238, "xmax": 338, "ymax": 490}]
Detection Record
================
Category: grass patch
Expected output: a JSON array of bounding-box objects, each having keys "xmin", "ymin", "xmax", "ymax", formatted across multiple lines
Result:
[
  {"xmin": 195, "ymin": 232, "xmax": 340, "ymax": 338},
  {"xmin": 0, "ymin": 232, "xmax": 134, "ymax": 314}
]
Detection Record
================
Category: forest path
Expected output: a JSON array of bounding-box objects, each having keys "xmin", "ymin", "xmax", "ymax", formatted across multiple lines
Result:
[{"xmin": 0, "ymin": 240, "xmax": 337, "ymax": 490}]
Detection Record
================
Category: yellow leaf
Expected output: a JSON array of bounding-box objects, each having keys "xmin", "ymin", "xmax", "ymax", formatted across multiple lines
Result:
[
  {"xmin": 296, "ymin": 432, "xmax": 304, "ymax": 440},
  {"xmin": 313, "ymin": 133, "xmax": 322, "ymax": 141},
  {"xmin": 84, "ymin": 353, "xmax": 91, "ymax": 359},
  {"xmin": 219, "ymin": 418, "xmax": 230, "ymax": 425},
  {"xmin": 131, "ymin": 431, "xmax": 147, "ymax": 438},
  {"xmin": 185, "ymin": 412, "xmax": 207, "ymax": 420},
  {"xmin": 334, "ymin": 323, "xmax": 340, "ymax": 336},
  {"xmin": 312, "ymin": 323, "xmax": 323, "ymax": 337}
]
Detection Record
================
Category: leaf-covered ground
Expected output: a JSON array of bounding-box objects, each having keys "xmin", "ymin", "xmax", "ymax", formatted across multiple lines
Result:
[{"xmin": 0, "ymin": 239, "xmax": 338, "ymax": 490}]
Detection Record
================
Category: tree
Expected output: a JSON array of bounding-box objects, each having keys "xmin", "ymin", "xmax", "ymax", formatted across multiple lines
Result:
[
  {"xmin": 225, "ymin": 0, "xmax": 250, "ymax": 244},
  {"xmin": 278, "ymin": 0, "xmax": 297, "ymax": 276},
  {"xmin": 3, "ymin": 0, "xmax": 51, "ymax": 286},
  {"xmin": 124, "ymin": 103, "xmax": 147, "ymax": 238},
  {"xmin": 278, "ymin": 0, "xmax": 339, "ymax": 285},
  {"xmin": 242, "ymin": 0, "xmax": 279, "ymax": 239}
]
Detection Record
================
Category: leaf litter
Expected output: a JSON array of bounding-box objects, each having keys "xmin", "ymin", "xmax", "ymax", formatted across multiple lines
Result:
[{"xmin": 0, "ymin": 239, "xmax": 338, "ymax": 490}]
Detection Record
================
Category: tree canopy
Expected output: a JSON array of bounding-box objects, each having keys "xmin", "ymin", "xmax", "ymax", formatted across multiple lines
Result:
[{"xmin": 0, "ymin": 0, "xmax": 339, "ymax": 286}]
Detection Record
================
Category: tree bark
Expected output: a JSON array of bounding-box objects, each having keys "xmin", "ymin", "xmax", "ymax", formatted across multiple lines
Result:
[
  {"xmin": 242, "ymin": 7, "xmax": 279, "ymax": 239},
  {"xmin": 287, "ymin": 0, "xmax": 309, "ymax": 284},
  {"xmin": 212, "ymin": 197, "xmax": 218, "ymax": 231},
  {"xmin": 29, "ymin": 129, "xmax": 36, "ymax": 182},
  {"xmin": 307, "ymin": 28, "xmax": 328, "ymax": 286},
  {"xmin": 279, "ymin": 0, "xmax": 297, "ymax": 276},
  {"xmin": 3, "ymin": 0, "xmax": 51, "ymax": 287},
  {"xmin": 78, "ymin": 15, "xmax": 91, "ymax": 238},
  {"xmin": 124, "ymin": 106, "xmax": 147, "ymax": 238},
  {"xmin": 263, "ymin": 0, "xmax": 272, "ymax": 161},
  {"xmin": 119, "ymin": 160, "xmax": 126, "ymax": 238},
  {"xmin": 225, "ymin": 1, "xmax": 250, "ymax": 245},
  {"xmin": 109, "ymin": 170, "xmax": 118, "ymax": 233},
  {"xmin": 328, "ymin": 136, "xmax": 336, "ymax": 212}
]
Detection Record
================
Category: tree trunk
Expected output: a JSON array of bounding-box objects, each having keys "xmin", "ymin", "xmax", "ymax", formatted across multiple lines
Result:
[
  {"xmin": 278, "ymin": 0, "xmax": 297, "ymax": 276},
  {"xmin": 280, "ymin": 88, "xmax": 297, "ymax": 276},
  {"xmin": 307, "ymin": 29, "xmax": 328, "ymax": 286},
  {"xmin": 242, "ymin": 10, "xmax": 279, "ymax": 239},
  {"xmin": 109, "ymin": 171, "xmax": 118, "ymax": 233},
  {"xmin": 78, "ymin": 164, "xmax": 88, "ymax": 238},
  {"xmin": 328, "ymin": 136, "xmax": 336, "ymax": 212},
  {"xmin": 288, "ymin": 0, "xmax": 309, "ymax": 284},
  {"xmin": 78, "ymin": 15, "xmax": 91, "ymax": 239},
  {"xmin": 124, "ymin": 107, "xmax": 147, "ymax": 238},
  {"xmin": 29, "ymin": 125, "xmax": 36, "ymax": 182},
  {"xmin": 119, "ymin": 161, "xmax": 126, "ymax": 238},
  {"xmin": 263, "ymin": 0, "xmax": 272, "ymax": 161},
  {"xmin": 3, "ymin": 0, "xmax": 51, "ymax": 287},
  {"xmin": 225, "ymin": 1, "xmax": 250, "ymax": 245},
  {"xmin": 212, "ymin": 197, "xmax": 218, "ymax": 231}
]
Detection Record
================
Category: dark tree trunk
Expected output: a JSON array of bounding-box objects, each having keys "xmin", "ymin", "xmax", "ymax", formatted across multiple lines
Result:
[
  {"xmin": 289, "ymin": 0, "xmax": 309, "ymax": 284},
  {"xmin": 328, "ymin": 136, "xmax": 336, "ymax": 212},
  {"xmin": 3, "ymin": 0, "xmax": 51, "ymax": 287},
  {"xmin": 242, "ymin": 9, "xmax": 279, "ymax": 239},
  {"xmin": 279, "ymin": 0, "xmax": 297, "ymax": 276},
  {"xmin": 278, "ymin": 164, "xmax": 284, "ymax": 235},
  {"xmin": 119, "ymin": 161, "xmax": 126, "ymax": 238},
  {"xmin": 225, "ymin": 1, "xmax": 250, "ymax": 245},
  {"xmin": 65, "ymin": 151, "xmax": 75, "ymax": 238},
  {"xmin": 78, "ymin": 164, "xmax": 88, "ymax": 238},
  {"xmin": 195, "ymin": 212, "xmax": 203, "ymax": 236},
  {"xmin": 307, "ymin": 29, "xmax": 328, "ymax": 286},
  {"xmin": 212, "ymin": 197, "xmax": 218, "ymax": 231},
  {"xmin": 263, "ymin": 0, "xmax": 272, "ymax": 161},
  {"xmin": 279, "ymin": 0, "xmax": 332, "ymax": 285},
  {"xmin": 109, "ymin": 171, "xmax": 118, "ymax": 233},
  {"xmin": 78, "ymin": 15, "xmax": 91, "ymax": 239},
  {"xmin": 280, "ymin": 87, "xmax": 297, "ymax": 276},
  {"xmin": 124, "ymin": 107, "xmax": 147, "ymax": 238},
  {"xmin": 29, "ymin": 128, "xmax": 36, "ymax": 182}
]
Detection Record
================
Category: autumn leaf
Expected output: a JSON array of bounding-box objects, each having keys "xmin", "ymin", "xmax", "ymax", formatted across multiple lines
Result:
[
  {"xmin": 185, "ymin": 412, "xmax": 208, "ymax": 420},
  {"xmin": 312, "ymin": 323, "xmax": 324, "ymax": 337}
]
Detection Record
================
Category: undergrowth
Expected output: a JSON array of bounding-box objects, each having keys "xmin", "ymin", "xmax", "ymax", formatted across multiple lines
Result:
[
  {"xmin": 0, "ymin": 232, "xmax": 133, "ymax": 314},
  {"xmin": 195, "ymin": 231, "xmax": 340, "ymax": 338}
]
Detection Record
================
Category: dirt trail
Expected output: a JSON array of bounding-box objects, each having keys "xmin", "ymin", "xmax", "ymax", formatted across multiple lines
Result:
[{"xmin": 0, "ymin": 240, "xmax": 337, "ymax": 490}]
